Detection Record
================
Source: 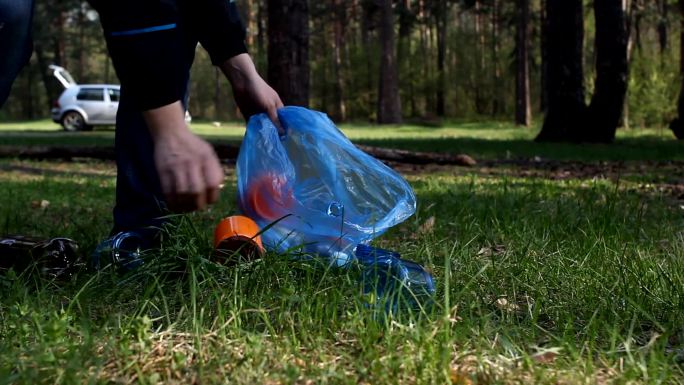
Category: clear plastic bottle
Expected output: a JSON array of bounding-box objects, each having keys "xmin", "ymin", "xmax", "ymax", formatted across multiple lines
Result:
[
  {"xmin": 90, "ymin": 231, "xmax": 145, "ymax": 272},
  {"xmin": 355, "ymin": 244, "xmax": 435, "ymax": 313}
]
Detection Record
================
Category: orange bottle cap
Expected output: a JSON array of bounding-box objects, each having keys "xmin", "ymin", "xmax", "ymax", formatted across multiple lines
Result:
[{"xmin": 213, "ymin": 215, "xmax": 264, "ymax": 264}]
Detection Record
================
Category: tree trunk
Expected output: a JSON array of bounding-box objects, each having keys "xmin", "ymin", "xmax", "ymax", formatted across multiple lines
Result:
[
  {"xmin": 585, "ymin": 0, "xmax": 630, "ymax": 143},
  {"xmin": 214, "ymin": 67, "xmax": 221, "ymax": 121},
  {"xmin": 491, "ymin": 0, "xmax": 502, "ymax": 117},
  {"xmin": 267, "ymin": 0, "xmax": 310, "ymax": 107},
  {"xmin": 257, "ymin": 0, "xmax": 266, "ymax": 73},
  {"xmin": 515, "ymin": 0, "xmax": 532, "ymax": 126},
  {"xmin": 78, "ymin": 3, "xmax": 86, "ymax": 82},
  {"xmin": 536, "ymin": 0, "xmax": 585, "ymax": 142},
  {"xmin": 361, "ymin": 0, "xmax": 376, "ymax": 119},
  {"xmin": 436, "ymin": 0, "xmax": 447, "ymax": 117},
  {"xmin": 669, "ymin": 0, "xmax": 684, "ymax": 139},
  {"xmin": 377, "ymin": 0, "xmax": 402, "ymax": 124},
  {"xmin": 540, "ymin": 0, "xmax": 549, "ymax": 112},
  {"xmin": 657, "ymin": 0, "xmax": 668, "ymax": 56},
  {"xmin": 332, "ymin": 0, "xmax": 347, "ymax": 121}
]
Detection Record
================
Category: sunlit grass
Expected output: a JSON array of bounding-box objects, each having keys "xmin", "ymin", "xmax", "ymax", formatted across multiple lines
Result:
[{"xmin": 0, "ymin": 158, "xmax": 683, "ymax": 383}]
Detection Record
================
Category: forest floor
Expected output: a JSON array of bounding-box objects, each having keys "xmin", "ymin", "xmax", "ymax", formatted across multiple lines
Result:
[{"xmin": 0, "ymin": 121, "xmax": 683, "ymax": 384}]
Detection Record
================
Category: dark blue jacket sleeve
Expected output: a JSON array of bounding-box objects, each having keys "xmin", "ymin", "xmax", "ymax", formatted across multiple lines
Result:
[
  {"xmin": 89, "ymin": 0, "xmax": 247, "ymax": 111},
  {"xmin": 190, "ymin": 0, "xmax": 248, "ymax": 65}
]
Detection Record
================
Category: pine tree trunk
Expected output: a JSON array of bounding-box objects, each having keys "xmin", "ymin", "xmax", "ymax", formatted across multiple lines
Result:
[
  {"xmin": 540, "ymin": 0, "xmax": 549, "ymax": 112},
  {"xmin": 267, "ymin": 0, "xmax": 310, "ymax": 107},
  {"xmin": 585, "ymin": 0, "xmax": 630, "ymax": 143},
  {"xmin": 436, "ymin": 0, "xmax": 447, "ymax": 117},
  {"xmin": 657, "ymin": 0, "xmax": 668, "ymax": 56},
  {"xmin": 536, "ymin": 0, "xmax": 586, "ymax": 142},
  {"xmin": 669, "ymin": 0, "xmax": 684, "ymax": 139},
  {"xmin": 515, "ymin": 0, "xmax": 532, "ymax": 126},
  {"xmin": 332, "ymin": 0, "xmax": 347, "ymax": 121},
  {"xmin": 377, "ymin": 0, "xmax": 402, "ymax": 124},
  {"xmin": 491, "ymin": 0, "xmax": 502, "ymax": 117}
]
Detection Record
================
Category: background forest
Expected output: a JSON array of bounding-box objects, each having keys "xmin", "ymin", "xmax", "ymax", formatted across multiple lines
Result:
[{"xmin": 1, "ymin": 0, "xmax": 682, "ymax": 133}]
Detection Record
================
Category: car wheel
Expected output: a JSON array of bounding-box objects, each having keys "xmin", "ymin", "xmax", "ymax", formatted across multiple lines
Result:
[{"xmin": 62, "ymin": 111, "xmax": 86, "ymax": 131}]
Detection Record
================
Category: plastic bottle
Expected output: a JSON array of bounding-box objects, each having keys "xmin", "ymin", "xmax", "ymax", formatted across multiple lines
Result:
[
  {"xmin": 355, "ymin": 244, "xmax": 435, "ymax": 313},
  {"xmin": 0, "ymin": 235, "xmax": 82, "ymax": 279},
  {"xmin": 90, "ymin": 231, "xmax": 146, "ymax": 273}
]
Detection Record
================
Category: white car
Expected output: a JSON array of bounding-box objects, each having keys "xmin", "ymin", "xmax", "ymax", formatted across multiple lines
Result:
[
  {"xmin": 50, "ymin": 65, "xmax": 119, "ymax": 131},
  {"xmin": 49, "ymin": 65, "xmax": 191, "ymax": 132}
]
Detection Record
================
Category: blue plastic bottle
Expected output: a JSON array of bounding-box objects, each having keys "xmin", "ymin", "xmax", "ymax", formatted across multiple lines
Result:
[
  {"xmin": 355, "ymin": 244, "xmax": 435, "ymax": 313},
  {"xmin": 90, "ymin": 231, "xmax": 145, "ymax": 272}
]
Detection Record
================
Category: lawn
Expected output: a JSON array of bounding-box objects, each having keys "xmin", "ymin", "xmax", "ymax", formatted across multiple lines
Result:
[
  {"xmin": 0, "ymin": 121, "xmax": 683, "ymax": 384},
  {"xmin": 0, "ymin": 118, "xmax": 682, "ymax": 162}
]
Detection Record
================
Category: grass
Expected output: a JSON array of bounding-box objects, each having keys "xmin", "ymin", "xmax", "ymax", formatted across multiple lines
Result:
[
  {"xmin": 0, "ymin": 146, "xmax": 683, "ymax": 383},
  {"xmin": 1, "ymin": 120, "xmax": 683, "ymax": 383},
  {"xmin": 0, "ymin": 118, "xmax": 682, "ymax": 162}
]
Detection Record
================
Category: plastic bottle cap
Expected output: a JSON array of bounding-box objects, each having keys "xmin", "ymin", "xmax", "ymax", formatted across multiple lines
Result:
[
  {"xmin": 213, "ymin": 216, "xmax": 265, "ymax": 263},
  {"xmin": 245, "ymin": 174, "xmax": 293, "ymax": 220}
]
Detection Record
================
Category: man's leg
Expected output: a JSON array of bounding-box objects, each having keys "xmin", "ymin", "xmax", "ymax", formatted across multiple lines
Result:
[
  {"xmin": 0, "ymin": 0, "xmax": 34, "ymax": 107},
  {"xmin": 111, "ymin": 75, "xmax": 192, "ymax": 237},
  {"xmin": 111, "ymin": 99, "xmax": 168, "ymax": 237}
]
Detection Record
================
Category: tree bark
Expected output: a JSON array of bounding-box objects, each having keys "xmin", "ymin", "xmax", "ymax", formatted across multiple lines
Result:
[
  {"xmin": 267, "ymin": 0, "xmax": 310, "ymax": 107},
  {"xmin": 669, "ymin": 0, "xmax": 684, "ymax": 139},
  {"xmin": 377, "ymin": 0, "xmax": 402, "ymax": 124},
  {"xmin": 515, "ymin": 0, "xmax": 532, "ymax": 126},
  {"xmin": 436, "ymin": 0, "xmax": 447, "ymax": 117},
  {"xmin": 540, "ymin": 0, "xmax": 549, "ymax": 112},
  {"xmin": 585, "ymin": 0, "xmax": 630, "ymax": 143},
  {"xmin": 332, "ymin": 0, "xmax": 348, "ymax": 121},
  {"xmin": 536, "ymin": 0, "xmax": 586, "ymax": 142},
  {"xmin": 657, "ymin": 0, "xmax": 668, "ymax": 56}
]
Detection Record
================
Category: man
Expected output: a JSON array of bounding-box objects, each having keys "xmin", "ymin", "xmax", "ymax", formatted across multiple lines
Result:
[
  {"xmin": 0, "ymin": 0, "xmax": 33, "ymax": 107},
  {"xmin": 1, "ymin": 0, "xmax": 283, "ymax": 267}
]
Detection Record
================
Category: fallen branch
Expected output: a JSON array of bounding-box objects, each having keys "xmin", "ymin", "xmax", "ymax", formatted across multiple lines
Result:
[{"xmin": 0, "ymin": 144, "xmax": 476, "ymax": 166}]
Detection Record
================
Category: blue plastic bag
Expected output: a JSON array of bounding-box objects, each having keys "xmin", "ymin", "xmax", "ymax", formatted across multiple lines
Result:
[{"xmin": 236, "ymin": 107, "xmax": 416, "ymax": 266}]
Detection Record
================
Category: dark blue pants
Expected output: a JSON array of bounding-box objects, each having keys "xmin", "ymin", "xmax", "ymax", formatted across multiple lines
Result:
[
  {"xmin": 112, "ymin": 80, "xmax": 192, "ymax": 236},
  {"xmin": 0, "ymin": 0, "xmax": 34, "ymax": 108}
]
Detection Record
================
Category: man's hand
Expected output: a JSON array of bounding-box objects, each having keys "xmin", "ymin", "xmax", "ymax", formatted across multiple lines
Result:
[
  {"xmin": 222, "ymin": 54, "xmax": 284, "ymax": 131},
  {"xmin": 144, "ymin": 102, "xmax": 224, "ymax": 212}
]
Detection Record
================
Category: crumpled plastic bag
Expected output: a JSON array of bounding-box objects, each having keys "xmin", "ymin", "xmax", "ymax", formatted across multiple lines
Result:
[{"xmin": 237, "ymin": 106, "xmax": 416, "ymax": 266}]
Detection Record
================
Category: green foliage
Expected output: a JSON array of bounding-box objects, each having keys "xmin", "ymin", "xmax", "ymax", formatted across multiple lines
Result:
[{"xmin": 628, "ymin": 52, "xmax": 680, "ymax": 128}]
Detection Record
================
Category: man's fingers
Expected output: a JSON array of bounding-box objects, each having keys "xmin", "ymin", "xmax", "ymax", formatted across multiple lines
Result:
[
  {"xmin": 203, "ymin": 156, "xmax": 224, "ymax": 205},
  {"xmin": 206, "ymin": 187, "xmax": 220, "ymax": 205},
  {"xmin": 187, "ymin": 164, "xmax": 206, "ymax": 210},
  {"xmin": 267, "ymin": 106, "xmax": 283, "ymax": 134},
  {"xmin": 159, "ymin": 169, "xmax": 174, "ymax": 197}
]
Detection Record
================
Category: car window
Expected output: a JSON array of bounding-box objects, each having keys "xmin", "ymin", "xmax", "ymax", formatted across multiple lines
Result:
[
  {"xmin": 108, "ymin": 88, "xmax": 120, "ymax": 102},
  {"xmin": 76, "ymin": 88, "xmax": 104, "ymax": 101}
]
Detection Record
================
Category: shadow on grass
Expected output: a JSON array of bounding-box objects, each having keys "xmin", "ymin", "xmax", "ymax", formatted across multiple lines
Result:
[{"xmin": 354, "ymin": 137, "xmax": 684, "ymax": 162}]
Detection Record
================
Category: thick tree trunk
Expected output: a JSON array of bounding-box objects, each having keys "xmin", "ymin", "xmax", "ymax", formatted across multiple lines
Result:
[
  {"xmin": 515, "ymin": 0, "xmax": 531, "ymax": 126},
  {"xmin": 491, "ymin": 0, "xmax": 502, "ymax": 117},
  {"xmin": 377, "ymin": 0, "xmax": 402, "ymax": 124},
  {"xmin": 585, "ymin": 0, "xmax": 630, "ymax": 143},
  {"xmin": 267, "ymin": 0, "xmax": 310, "ymax": 107},
  {"xmin": 536, "ymin": 0, "xmax": 585, "ymax": 142},
  {"xmin": 669, "ymin": 0, "xmax": 684, "ymax": 139}
]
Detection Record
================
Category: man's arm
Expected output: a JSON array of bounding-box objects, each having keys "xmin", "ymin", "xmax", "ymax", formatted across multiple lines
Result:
[
  {"xmin": 91, "ymin": 0, "xmax": 224, "ymax": 212},
  {"xmin": 221, "ymin": 54, "xmax": 284, "ymax": 130},
  {"xmin": 144, "ymin": 102, "xmax": 224, "ymax": 212}
]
